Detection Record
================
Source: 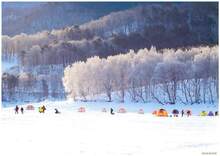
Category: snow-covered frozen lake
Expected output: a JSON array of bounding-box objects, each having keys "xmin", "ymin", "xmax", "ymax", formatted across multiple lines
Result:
[{"xmin": 0, "ymin": 101, "xmax": 219, "ymax": 156}]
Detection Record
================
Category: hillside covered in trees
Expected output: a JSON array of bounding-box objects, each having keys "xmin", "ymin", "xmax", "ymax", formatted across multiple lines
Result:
[
  {"xmin": 2, "ymin": 2, "xmax": 139, "ymax": 36},
  {"xmin": 2, "ymin": 2, "xmax": 218, "ymax": 104}
]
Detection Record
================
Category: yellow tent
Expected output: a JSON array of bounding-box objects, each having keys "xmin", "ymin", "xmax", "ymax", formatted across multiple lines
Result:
[{"xmin": 200, "ymin": 111, "xmax": 207, "ymax": 116}]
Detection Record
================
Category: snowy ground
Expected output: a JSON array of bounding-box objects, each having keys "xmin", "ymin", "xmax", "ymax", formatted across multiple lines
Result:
[{"xmin": 0, "ymin": 101, "xmax": 219, "ymax": 156}]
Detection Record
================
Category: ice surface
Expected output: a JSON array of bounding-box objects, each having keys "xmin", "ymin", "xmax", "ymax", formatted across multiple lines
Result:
[{"xmin": 0, "ymin": 101, "xmax": 219, "ymax": 156}]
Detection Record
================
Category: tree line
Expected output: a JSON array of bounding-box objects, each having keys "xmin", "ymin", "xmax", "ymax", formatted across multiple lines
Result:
[
  {"xmin": 63, "ymin": 46, "xmax": 218, "ymax": 105},
  {"xmin": 2, "ymin": 66, "xmax": 65, "ymax": 102}
]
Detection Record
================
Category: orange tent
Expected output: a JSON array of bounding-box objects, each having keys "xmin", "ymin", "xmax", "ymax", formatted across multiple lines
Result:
[
  {"xmin": 78, "ymin": 107, "xmax": 86, "ymax": 112},
  {"xmin": 152, "ymin": 109, "xmax": 168, "ymax": 117},
  {"xmin": 118, "ymin": 108, "xmax": 126, "ymax": 113}
]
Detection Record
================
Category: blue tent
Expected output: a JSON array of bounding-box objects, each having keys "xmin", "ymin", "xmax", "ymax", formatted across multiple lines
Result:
[{"xmin": 208, "ymin": 111, "xmax": 214, "ymax": 116}]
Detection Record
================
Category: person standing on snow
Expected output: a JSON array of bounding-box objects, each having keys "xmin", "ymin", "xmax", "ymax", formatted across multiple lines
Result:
[
  {"xmin": 39, "ymin": 105, "xmax": 46, "ymax": 113},
  {"xmin": 110, "ymin": 108, "xmax": 115, "ymax": 115},
  {"xmin": 181, "ymin": 110, "xmax": 184, "ymax": 117},
  {"xmin": 42, "ymin": 105, "xmax": 46, "ymax": 113},
  {"xmin": 15, "ymin": 105, "xmax": 19, "ymax": 114},
  {"xmin": 20, "ymin": 107, "xmax": 24, "ymax": 114},
  {"xmin": 55, "ymin": 108, "xmax": 61, "ymax": 114}
]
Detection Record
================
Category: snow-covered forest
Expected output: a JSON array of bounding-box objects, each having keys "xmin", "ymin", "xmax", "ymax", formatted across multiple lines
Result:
[
  {"xmin": 2, "ymin": 3, "xmax": 217, "ymax": 62},
  {"xmin": 63, "ymin": 46, "xmax": 218, "ymax": 105},
  {"xmin": 2, "ymin": 2, "xmax": 218, "ymax": 104}
]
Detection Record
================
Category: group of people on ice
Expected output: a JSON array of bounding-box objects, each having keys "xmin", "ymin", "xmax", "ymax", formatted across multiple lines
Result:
[
  {"xmin": 14, "ymin": 105, "xmax": 61, "ymax": 114},
  {"xmin": 152, "ymin": 108, "xmax": 218, "ymax": 117},
  {"xmin": 14, "ymin": 105, "xmax": 218, "ymax": 117}
]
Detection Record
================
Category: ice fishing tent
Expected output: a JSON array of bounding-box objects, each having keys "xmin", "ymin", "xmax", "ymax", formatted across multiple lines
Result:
[
  {"xmin": 157, "ymin": 109, "xmax": 168, "ymax": 117},
  {"xmin": 78, "ymin": 107, "xmax": 86, "ymax": 112},
  {"xmin": 102, "ymin": 108, "xmax": 107, "ymax": 112},
  {"xmin": 172, "ymin": 109, "xmax": 179, "ymax": 117},
  {"xmin": 153, "ymin": 109, "xmax": 168, "ymax": 117},
  {"xmin": 26, "ymin": 105, "xmax": 35, "ymax": 110},
  {"xmin": 138, "ymin": 109, "xmax": 144, "ymax": 114},
  {"xmin": 208, "ymin": 111, "xmax": 214, "ymax": 116},
  {"xmin": 200, "ymin": 111, "xmax": 207, "ymax": 116},
  {"xmin": 152, "ymin": 110, "xmax": 157, "ymax": 115},
  {"xmin": 118, "ymin": 108, "xmax": 126, "ymax": 113}
]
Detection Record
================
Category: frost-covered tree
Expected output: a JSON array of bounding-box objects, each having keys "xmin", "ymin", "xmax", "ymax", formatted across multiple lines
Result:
[{"xmin": 63, "ymin": 45, "xmax": 218, "ymax": 104}]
